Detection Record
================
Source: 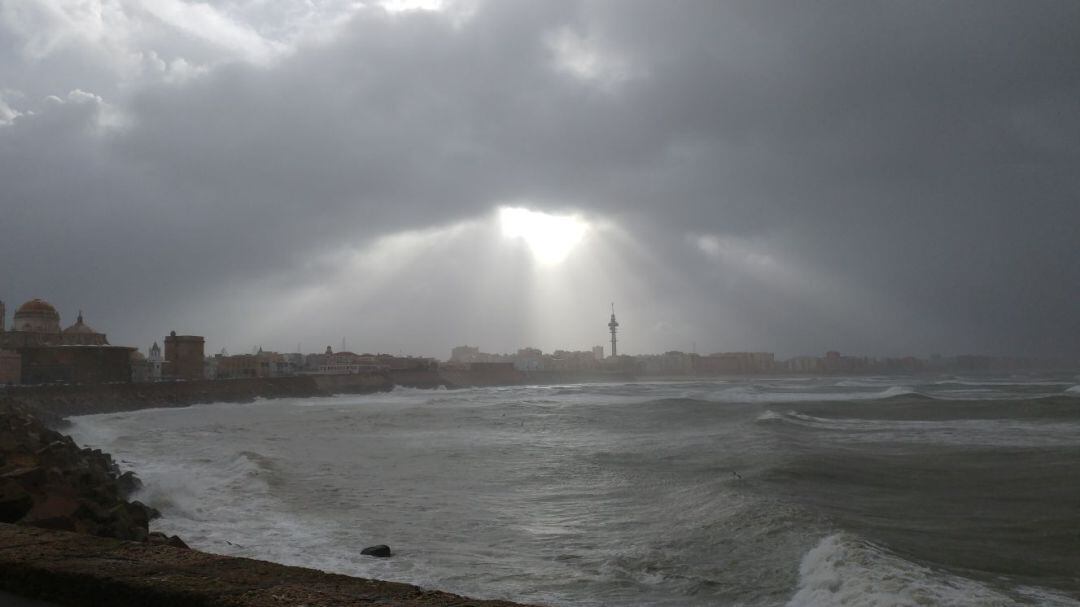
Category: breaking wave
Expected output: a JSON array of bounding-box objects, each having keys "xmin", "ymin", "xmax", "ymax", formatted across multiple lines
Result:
[
  {"xmin": 789, "ymin": 534, "xmax": 1080, "ymax": 607},
  {"xmin": 709, "ymin": 384, "xmax": 917, "ymax": 403}
]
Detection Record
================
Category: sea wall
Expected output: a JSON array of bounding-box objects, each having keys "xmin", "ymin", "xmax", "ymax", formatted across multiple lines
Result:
[
  {"xmin": 439, "ymin": 364, "xmax": 525, "ymax": 387},
  {"xmin": 0, "ymin": 373, "xmax": 414, "ymax": 419},
  {"xmin": 0, "ymin": 376, "xmax": 330, "ymax": 419},
  {"xmin": 0, "ymin": 367, "xmax": 524, "ymax": 420}
]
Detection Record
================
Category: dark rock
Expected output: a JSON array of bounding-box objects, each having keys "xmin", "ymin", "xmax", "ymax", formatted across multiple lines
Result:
[
  {"xmin": 2, "ymin": 466, "xmax": 46, "ymax": 488},
  {"xmin": 123, "ymin": 500, "xmax": 158, "ymax": 528},
  {"xmin": 19, "ymin": 494, "xmax": 80, "ymax": 531},
  {"xmin": 0, "ymin": 399, "xmax": 187, "ymax": 549},
  {"xmin": 361, "ymin": 544, "xmax": 392, "ymax": 558},
  {"xmin": 116, "ymin": 471, "xmax": 142, "ymax": 495},
  {"xmin": 0, "ymin": 479, "xmax": 33, "ymax": 523},
  {"xmin": 148, "ymin": 531, "xmax": 190, "ymax": 549}
]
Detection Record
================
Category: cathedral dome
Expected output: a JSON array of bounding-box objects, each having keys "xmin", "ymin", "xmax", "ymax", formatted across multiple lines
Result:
[
  {"xmin": 63, "ymin": 312, "xmax": 97, "ymax": 335},
  {"xmin": 61, "ymin": 311, "xmax": 108, "ymax": 345},
  {"xmin": 15, "ymin": 299, "xmax": 59, "ymax": 318},
  {"xmin": 13, "ymin": 299, "xmax": 61, "ymax": 333}
]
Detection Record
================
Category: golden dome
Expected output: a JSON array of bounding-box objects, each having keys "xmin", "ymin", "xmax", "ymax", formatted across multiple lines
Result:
[
  {"xmin": 13, "ymin": 298, "xmax": 62, "ymax": 334},
  {"xmin": 14, "ymin": 299, "xmax": 60, "ymax": 320}
]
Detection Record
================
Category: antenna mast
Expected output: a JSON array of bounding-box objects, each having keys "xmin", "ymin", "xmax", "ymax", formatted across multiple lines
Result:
[{"xmin": 608, "ymin": 303, "xmax": 619, "ymax": 358}]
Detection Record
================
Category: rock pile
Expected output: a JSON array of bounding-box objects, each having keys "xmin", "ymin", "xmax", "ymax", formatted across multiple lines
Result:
[{"xmin": 0, "ymin": 398, "xmax": 186, "ymax": 548}]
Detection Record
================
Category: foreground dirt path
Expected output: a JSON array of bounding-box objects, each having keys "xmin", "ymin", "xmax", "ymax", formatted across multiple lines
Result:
[{"xmin": 0, "ymin": 524, "xmax": 540, "ymax": 607}]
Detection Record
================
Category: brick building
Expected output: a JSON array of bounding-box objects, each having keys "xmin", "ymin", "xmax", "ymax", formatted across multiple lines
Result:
[{"xmin": 164, "ymin": 332, "xmax": 205, "ymax": 380}]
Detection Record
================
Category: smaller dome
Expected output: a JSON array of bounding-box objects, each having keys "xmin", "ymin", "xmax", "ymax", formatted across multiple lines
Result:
[
  {"xmin": 63, "ymin": 312, "xmax": 97, "ymax": 335},
  {"xmin": 130, "ymin": 350, "xmax": 146, "ymax": 361}
]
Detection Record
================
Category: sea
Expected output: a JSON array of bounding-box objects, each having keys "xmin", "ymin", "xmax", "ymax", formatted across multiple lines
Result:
[{"xmin": 67, "ymin": 375, "xmax": 1080, "ymax": 606}]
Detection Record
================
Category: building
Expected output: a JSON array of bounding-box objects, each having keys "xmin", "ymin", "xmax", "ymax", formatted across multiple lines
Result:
[
  {"xmin": 61, "ymin": 311, "xmax": 109, "ymax": 345},
  {"xmin": 785, "ymin": 356, "xmax": 821, "ymax": 373},
  {"xmin": 0, "ymin": 298, "xmax": 133, "ymax": 384},
  {"xmin": 639, "ymin": 351, "xmax": 695, "ymax": 375},
  {"xmin": 164, "ymin": 331, "xmax": 205, "ymax": 380},
  {"xmin": 693, "ymin": 352, "xmax": 775, "ymax": 375},
  {"xmin": 303, "ymin": 346, "xmax": 387, "ymax": 375},
  {"xmin": 148, "ymin": 342, "xmax": 164, "ymax": 380},
  {"xmin": 450, "ymin": 345, "xmax": 482, "ymax": 363},
  {"xmin": 18, "ymin": 345, "xmax": 134, "ymax": 384},
  {"xmin": 213, "ymin": 348, "xmax": 302, "ymax": 379},
  {"xmin": 514, "ymin": 347, "xmax": 544, "ymax": 371},
  {"xmin": 0, "ymin": 349, "xmax": 20, "ymax": 385},
  {"xmin": 9, "ymin": 298, "xmax": 60, "ymax": 334}
]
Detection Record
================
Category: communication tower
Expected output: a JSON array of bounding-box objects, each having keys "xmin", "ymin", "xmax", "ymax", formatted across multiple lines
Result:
[{"xmin": 608, "ymin": 303, "xmax": 619, "ymax": 358}]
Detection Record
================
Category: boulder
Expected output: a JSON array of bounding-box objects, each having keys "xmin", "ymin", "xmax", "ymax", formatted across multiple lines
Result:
[
  {"xmin": 116, "ymin": 471, "xmax": 142, "ymax": 496},
  {"xmin": 19, "ymin": 494, "xmax": 80, "ymax": 531},
  {"xmin": 0, "ymin": 479, "xmax": 33, "ymax": 523},
  {"xmin": 148, "ymin": 532, "xmax": 190, "ymax": 549},
  {"xmin": 361, "ymin": 544, "xmax": 392, "ymax": 558},
  {"xmin": 2, "ymin": 466, "xmax": 46, "ymax": 488}
]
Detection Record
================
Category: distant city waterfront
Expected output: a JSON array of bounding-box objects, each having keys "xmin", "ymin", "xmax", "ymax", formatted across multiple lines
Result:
[{"xmin": 1, "ymin": 296, "xmax": 1076, "ymax": 388}]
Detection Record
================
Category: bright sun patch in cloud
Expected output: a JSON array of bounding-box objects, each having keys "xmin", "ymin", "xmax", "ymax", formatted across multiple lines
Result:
[
  {"xmin": 499, "ymin": 207, "xmax": 589, "ymax": 266},
  {"xmin": 379, "ymin": 0, "xmax": 446, "ymax": 12}
]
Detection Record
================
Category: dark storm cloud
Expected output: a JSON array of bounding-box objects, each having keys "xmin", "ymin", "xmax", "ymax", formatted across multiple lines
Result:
[{"xmin": 1, "ymin": 1, "xmax": 1077, "ymax": 358}]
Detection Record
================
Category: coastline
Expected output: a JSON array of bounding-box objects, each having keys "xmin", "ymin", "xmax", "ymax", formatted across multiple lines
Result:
[
  {"xmin": 0, "ymin": 392, "xmax": 542, "ymax": 607},
  {"xmin": 0, "ymin": 523, "xmax": 538, "ymax": 607},
  {"xmin": 0, "ymin": 365, "xmax": 538, "ymax": 420}
]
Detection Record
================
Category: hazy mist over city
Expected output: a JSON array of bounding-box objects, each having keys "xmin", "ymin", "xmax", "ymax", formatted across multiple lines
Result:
[{"xmin": 2, "ymin": 1, "xmax": 1078, "ymax": 360}]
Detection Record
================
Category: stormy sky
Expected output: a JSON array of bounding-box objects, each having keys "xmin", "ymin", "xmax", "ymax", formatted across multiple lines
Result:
[{"xmin": 1, "ymin": 1, "xmax": 1077, "ymax": 360}]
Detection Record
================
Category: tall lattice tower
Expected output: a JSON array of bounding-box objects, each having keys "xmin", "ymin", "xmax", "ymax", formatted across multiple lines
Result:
[{"xmin": 608, "ymin": 303, "xmax": 619, "ymax": 358}]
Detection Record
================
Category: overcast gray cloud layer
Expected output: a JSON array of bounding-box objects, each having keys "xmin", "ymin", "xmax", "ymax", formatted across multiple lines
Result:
[{"xmin": 1, "ymin": 0, "xmax": 1078, "ymax": 359}]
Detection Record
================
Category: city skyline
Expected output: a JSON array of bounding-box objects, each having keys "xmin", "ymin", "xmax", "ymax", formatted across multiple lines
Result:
[{"xmin": 0, "ymin": 293, "xmax": 1074, "ymax": 365}]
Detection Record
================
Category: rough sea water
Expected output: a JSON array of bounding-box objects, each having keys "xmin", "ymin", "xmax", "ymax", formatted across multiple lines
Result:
[{"xmin": 68, "ymin": 376, "xmax": 1080, "ymax": 606}]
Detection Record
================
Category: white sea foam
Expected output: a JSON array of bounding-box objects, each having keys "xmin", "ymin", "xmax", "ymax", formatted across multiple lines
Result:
[
  {"xmin": 788, "ymin": 533, "xmax": 1080, "ymax": 607},
  {"xmin": 756, "ymin": 409, "xmax": 785, "ymax": 422},
  {"xmin": 1065, "ymin": 385, "xmax": 1080, "ymax": 396},
  {"xmin": 709, "ymin": 385, "xmax": 915, "ymax": 403},
  {"xmin": 834, "ymin": 379, "xmax": 893, "ymax": 388},
  {"xmin": 757, "ymin": 409, "xmax": 1080, "ymax": 447}
]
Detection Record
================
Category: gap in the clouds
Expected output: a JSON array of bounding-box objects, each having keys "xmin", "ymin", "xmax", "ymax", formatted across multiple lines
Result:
[
  {"xmin": 498, "ymin": 206, "xmax": 589, "ymax": 265},
  {"xmin": 207, "ymin": 206, "xmax": 665, "ymax": 358}
]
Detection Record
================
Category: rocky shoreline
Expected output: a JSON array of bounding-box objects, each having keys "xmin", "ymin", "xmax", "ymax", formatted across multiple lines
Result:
[
  {"xmin": 0, "ymin": 395, "xmax": 539, "ymax": 606},
  {"xmin": 0, "ymin": 398, "xmax": 185, "ymax": 548},
  {"xmin": 0, "ymin": 524, "xmax": 537, "ymax": 607}
]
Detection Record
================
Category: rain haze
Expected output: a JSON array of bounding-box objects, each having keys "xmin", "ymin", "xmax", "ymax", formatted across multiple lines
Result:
[{"xmin": 1, "ymin": 0, "xmax": 1078, "ymax": 359}]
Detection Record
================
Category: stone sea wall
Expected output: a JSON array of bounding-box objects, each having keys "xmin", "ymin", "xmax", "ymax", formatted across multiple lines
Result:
[
  {"xmin": 0, "ymin": 367, "xmax": 529, "ymax": 420},
  {"xmin": 0, "ymin": 373, "xmax": 419, "ymax": 419},
  {"xmin": 0, "ymin": 376, "xmax": 328, "ymax": 419}
]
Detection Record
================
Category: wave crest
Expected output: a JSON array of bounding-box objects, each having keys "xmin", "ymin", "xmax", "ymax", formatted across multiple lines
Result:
[{"xmin": 789, "ymin": 533, "xmax": 1077, "ymax": 606}]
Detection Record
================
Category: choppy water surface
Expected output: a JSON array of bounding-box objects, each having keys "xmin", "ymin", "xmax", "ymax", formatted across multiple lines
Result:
[{"xmin": 69, "ymin": 376, "xmax": 1080, "ymax": 606}]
